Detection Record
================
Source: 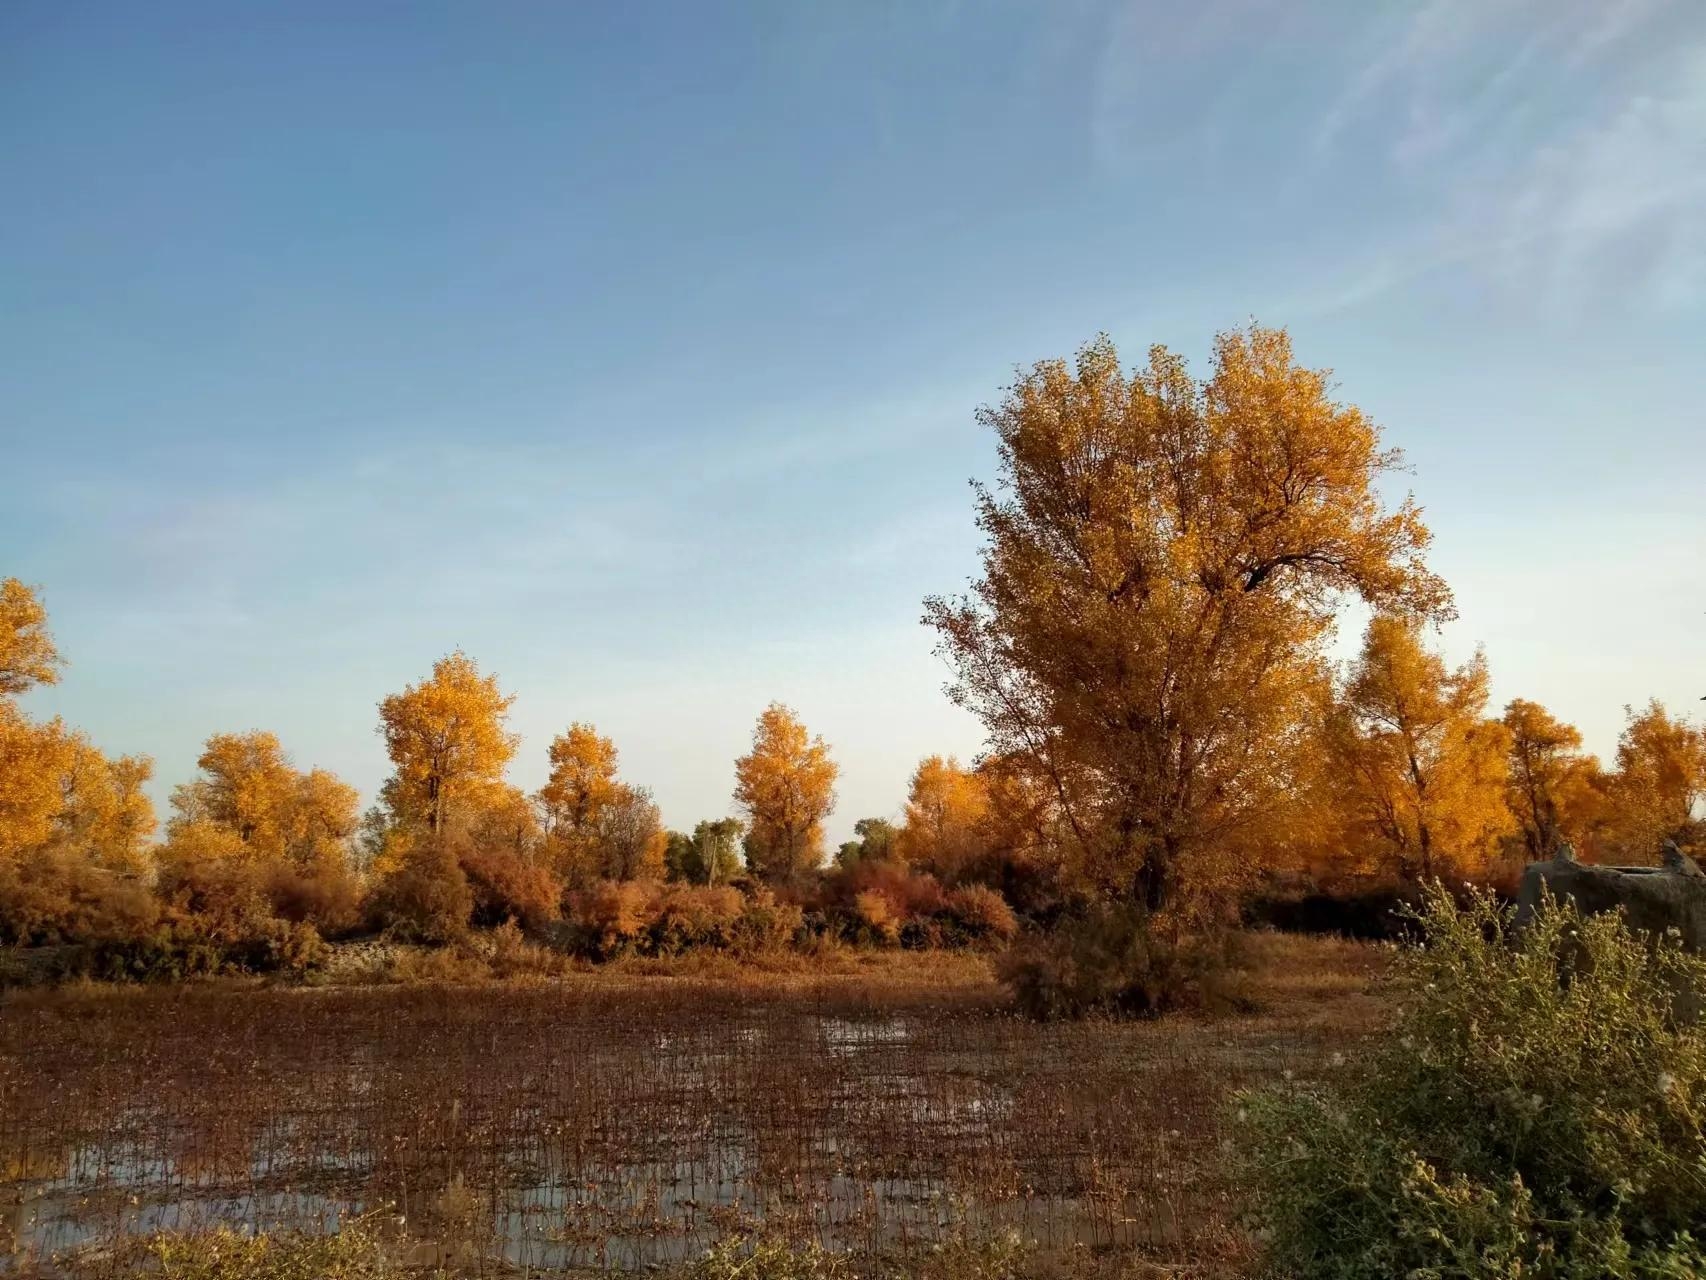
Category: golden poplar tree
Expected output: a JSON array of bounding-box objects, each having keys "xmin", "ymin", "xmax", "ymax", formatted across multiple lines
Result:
[
  {"xmin": 537, "ymin": 722, "xmax": 620, "ymax": 871},
  {"xmin": 926, "ymin": 327, "xmax": 1450, "ymax": 909},
  {"xmin": 0, "ymin": 578, "xmax": 62, "ymax": 696},
  {"xmin": 1501, "ymin": 699, "xmax": 1604, "ymax": 859},
  {"xmin": 1327, "ymin": 615, "xmax": 1512, "ymax": 881},
  {"xmin": 598, "ymin": 785, "xmax": 667, "ymax": 881},
  {"xmin": 169, "ymin": 731, "xmax": 359, "ymax": 869},
  {"xmin": 53, "ymin": 737, "xmax": 156, "ymax": 872},
  {"xmin": 170, "ymin": 731, "xmax": 298, "ymax": 853},
  {"xmin": 895, "ymin": 755, "xmax": 991, "ymax": 877},
  {"xmin": 534, "ymin": 723, "xmax": 667, "ymax": 882},
  {"xmin": 732, "ymin": 703, "xmax": 837, "ymax": 885},
  {"xmin": 376, "ymin": 651, "xmax": 518, "ymax": 835},
  {"xmin": 1602, "ymin": 700, "xmax": 1706, "ymax": 859},
  {"xmin": 0, "ymin": 580, "xmax": 157, "ymax": 869},
  {"xmin": 0, "ymin": 711, "xmax": 72, "ymax": 861}
]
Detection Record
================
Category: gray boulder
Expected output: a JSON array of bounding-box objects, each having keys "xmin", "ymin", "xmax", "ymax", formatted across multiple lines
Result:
[{"xmin": 1516, "ymin": 841, "xmax": 1706, "ymax": 950}]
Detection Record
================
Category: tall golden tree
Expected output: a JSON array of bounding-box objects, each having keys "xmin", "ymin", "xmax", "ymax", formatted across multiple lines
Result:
[
  {"xmin": 1501, "ymin": 699, "xmax": 1602, "ymax": 859},
  {"xmin": 287, "ymin": 767, "xmax": 363, "ymax": 869},
  {"xmin": 732, "ymin": 703, "xmax": 837, "ymax": 886},
  {"xmin": 0, "ymin": 582, "xmax": 156, "ymax": 870},
  {"xmin": 539, "ymin": 730, "xmax": 620, "ymax": 853},
  {"xmin": 536, "ymin": 722, "xmax": 621, "ymax": 873},
  {"xmin": 465, "ymin": 782, "xmax": 542, "ymax": 860},
  {"xmin": 377, "ymin": 651, "xmax": 518, "ymax": 835},
  {"xmin": 533, "ymin": 723, "xmax": 668, "ymax": 882},
  {"xmin": 597, "ymin": 784, "xmax": 667, "ymax": 881},
  {"xmin": 1327, "ymin": 616, "xmax": 1512, "ymax": 881},
  {"xmin": 53, "ymin": 737, "xmax": 156, "ymax": 873},
  {"xmin": 167, "ymin": 730, "xmax": 359, "ymax": 878},
  {"xmin": 895, "ymin": 755, "xmax": 991, "ymax": 877},
  {"xmin": 0, "ymin": 710, "xmax": 71, "ymax": 861},
  {"xmin": 170, "ymin": 731, "xmax": 297, "ymax": 851},
  {"xmin": 926, "ymin": 327, "xmax": 1451, "ymax": 909},
  {"xmin": 1602, "ymin": 700, "xmax": 1706, "ymax": 859},
  {"xmin": 0, "ymin": 579, "xmax": 62, "ymax": 696}
]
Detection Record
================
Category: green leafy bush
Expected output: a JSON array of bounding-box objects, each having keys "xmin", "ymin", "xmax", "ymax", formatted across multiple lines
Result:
[
  {"xmin": 1235, "ymin": 885, "xmax": 1706, "ymax": 1278},
  {"xmin": 998, "ymin": 903, "xmax": 1248, "ymax": 1019}
]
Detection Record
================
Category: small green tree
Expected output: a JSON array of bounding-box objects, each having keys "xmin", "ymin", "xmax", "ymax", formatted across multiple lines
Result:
[
  {"xmin": 1236, "ymin": 886, "xmax": 1706, "ymax": 1278},
  {"xmin": 666, "ymin": 819, "xmax": 744, "ymax": 885},
  {"xmin": 834, "ymin": 817, "xmax": 898, "ymax": 870}
]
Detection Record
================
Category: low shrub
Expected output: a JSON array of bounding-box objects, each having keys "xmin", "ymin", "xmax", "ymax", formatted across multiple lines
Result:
[
  {"xmin": 998, "ymin": 903, "xmax": 1248, "ymax": 1019},
  {"xmin": 852, "ymin": 888, "xmax": 902, "ymax": 945},
  {"xmin": 367, "ymin": 840, "xmax": 473, "ymax": 944},
  {"xmin": 820, "ymin": 862, "xmax": 1017, "ymax": 950},
  {"xmin": 485, "ymin": 917, "xmax": 568, "ymax": 979},
  {"xmin": 566, "ymin": 882, "xmax": 804, "ymax": 959},
  {"xmin": 265, "ymin": 857, "xmax": 364, "ymax": 937},
  {"xmin": 687, "ymin": 1231, "xmax": 1032, "ymax": 1280},
  {"xmin": 650, "ymin": 884, "xmax": 746, "ymax": 952},
  {"xmin": 459, "ymin": 844, "xmax": 562, "ymax": 931},
  {"xmin": 729, "ymin": 887, "xmax": 804, "ymax": 954},
  {"xmin": 1235, "ymin": 885, "xmax": 1706, "ymax": 1278},
  {"xmin": 152, "ymin": 845, "xmax": 275, "ymax": 944},
  {"xmin": 0, "ymin": 848, "xmax": 159, "ymax": 946},
  {"xmin": 567, "ymin": 879, "xmax": 653, "ymax": 957},
  {"xmin": 942, "ymin": 884, "xmax": 1019, "ymax": 944}
]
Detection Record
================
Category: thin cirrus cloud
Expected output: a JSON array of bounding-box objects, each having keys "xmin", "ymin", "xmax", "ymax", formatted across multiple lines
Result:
[{"xmin": 1285, "ymin": 1, "xmax": 1706, "ymax": 315}]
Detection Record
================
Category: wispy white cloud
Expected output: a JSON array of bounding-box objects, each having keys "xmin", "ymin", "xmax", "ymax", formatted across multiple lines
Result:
[
  {"xmin": 1484, "ymin": 49, "xmax": 1706, "ymax": 308},
  {"xmin": 1294, "ymin": 0, "xmax": 1706, "ymax": 315}
]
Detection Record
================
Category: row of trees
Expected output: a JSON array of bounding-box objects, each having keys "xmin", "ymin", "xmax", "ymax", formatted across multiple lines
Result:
[
  {"xmin": 358, "ymin": 653, "xmax": 841, "ymax": 890},
  {"xmin": 3, "ymin": 324, "xmax": 1701, "ymax": 960}
]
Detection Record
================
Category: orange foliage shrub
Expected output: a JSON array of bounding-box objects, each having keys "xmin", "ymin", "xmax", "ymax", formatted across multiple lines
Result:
[
  {"xmin": 0, "ymin": 848, "xmax": 159, "ymax": 946},
  {"xmin": 564, "ymin": 881, "xmax": 805, "ymax": 958},
  {"xmin": 650, "ymin": 884, "xmax": 745, "ymax": 951},
  {"xmin": 264, "ymin": 858, "xmax": 364, "ymax": 937},
  {"xmin": 816, "ymin": 860, "xmax": 1015, "ymax": 948},
  {"xmin": 943, "ymin": 884, "xmax": 1019, "ymax": 942},
  {"xmin": 729, "ymin": 886, "xmax": 804, "ymax": 953},
  {"xmin": 568, "ymin": 879, "xmax": 653, "ymax": 957},
  {"xmin": 852, "ymin": 889, "xmax": 901, "ymax": 944},
  {"xmin": 153, "ymin": 841, "xmax": 275, "ymax": 943},
  {"xmin": 842, "ymin": 861, "xmax": 947, "ymax": 916},
  {"xmin": 368, "ymin": 840, "xmax": 473, "ymax": 943},
  {"xmin": 459, "ymin": 844, "xmax": 562, "ymax": 930}
]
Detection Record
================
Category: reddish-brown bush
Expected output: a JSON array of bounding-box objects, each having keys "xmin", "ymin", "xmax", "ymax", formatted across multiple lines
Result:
[
  {"xmin": 650, "ymin": 884, "xmax": 745, "ymax": 951},
  {"xmin": 0, "ymin": 848, "xmax": 159, "ymax": 946},
  {"xmin": 459, "ymin": 845, "xmax": 562, "ymax": 931},
  {"xmin": 568, "ymin": 879, "xmax": 653, "ymax": 957},
  {"xmin": 852, "ymin": 889, "xmax": 902, "ymax": 944},
  {"xmin": 942, "ymin": 884, "xmax": 1019, "ymax": 942},
  {"xmin": 730, "ymin": 887, "xmax": 804, "ymax": 953},
  {"xmin": 838, "ymin": 861, "xmax": 947, "ymax": 917},
  {"xmin": 264, "ymin": 858, "xmax": 364, "ymax": 937},
  {"xmin": 152, "ymin": 844, "xmax": 275, "ymax": 944}
]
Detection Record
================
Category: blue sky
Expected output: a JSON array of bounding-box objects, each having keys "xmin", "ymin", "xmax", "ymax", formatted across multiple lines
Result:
[{"xmin": 4, "ymin": 1, "xmax": 1704, "ymax": 840}]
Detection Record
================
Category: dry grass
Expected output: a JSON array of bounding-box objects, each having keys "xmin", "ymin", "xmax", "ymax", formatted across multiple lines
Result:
[{"xmin": 0, "ymin": 933, "xmax": 1386, "ymax": 1277}]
